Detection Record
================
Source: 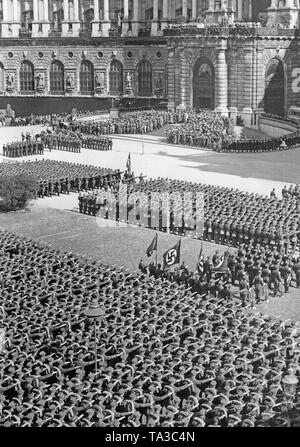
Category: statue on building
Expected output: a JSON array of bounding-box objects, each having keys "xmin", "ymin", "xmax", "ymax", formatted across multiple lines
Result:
[
  {"xmin": 6, "ymin": 73, "xmax": 15, "ymax": 91},
  {"xmin": 36, "ymin": 73, "xmax": 45, "ymax": 91},
  {"xmin": 95, "ymin": 73, "xmax": 105, "ymax": 93},
  {"xmin": 155, "ymin": 77, "xmax": 163, "ymax": 97},
  {"xmin": 126, "ymin": 72, "xmax": 132, "ymax": 89},
  {"xmin": 66, "ymin": 73, "xmax": 74, "ymax": 90},
  {"xmin": 125, "ymin": 72, "xmax": 133, "ymax": 96}
]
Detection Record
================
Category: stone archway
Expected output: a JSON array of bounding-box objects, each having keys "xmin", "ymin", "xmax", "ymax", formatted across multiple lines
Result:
[
  {"xmin": 265, "ymin": 58, "xmax": 285, "ymax": 117},
  {"xmin": 193, "ymin": 57, "xmax": 215, "ymax": 111}
]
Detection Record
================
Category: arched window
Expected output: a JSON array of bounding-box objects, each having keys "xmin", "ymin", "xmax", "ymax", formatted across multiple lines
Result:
[
  {"xmin": 138, "ymin": 60, "xmax": 152, "ymax": 97},
  {"xmin": 193, "ymin": 57, "xmax": 215, "ymax": 110},
  {"xmin": 265, "ymin": 58, "xmax": 285, "ymax": 117},
  {"xmin": 20, "ymin": 61, "xmax": 35, "ymax": 92},
  {"xmin": 0, "ymin": 64, "xmax": 4, "ymax": 92},
  {"xmin": 50, "ymin": 60, "xmax": 64, "ymax": 94},
  {"xmin": 109, "ymin": 60, "xmax": 123, "ymax": 95},
  {"xmin": 80, "ymin": 61, "xmax": 94, "ymax": 94}
]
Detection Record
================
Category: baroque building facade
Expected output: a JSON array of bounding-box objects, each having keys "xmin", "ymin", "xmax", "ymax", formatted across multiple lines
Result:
[{"xmin": 0, "ymin": 0, "xmax": 299, "ymax": 122}]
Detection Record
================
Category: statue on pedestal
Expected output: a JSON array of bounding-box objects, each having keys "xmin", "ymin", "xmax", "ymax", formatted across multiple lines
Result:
[
  {"xmin": 155, "ymin": 77, "xmax": 163, "ymax": 97},
  {"xmin": 5, "ymin": 103, "xmax": 15, "ymax": 125},
  {"xmin": 125, "ymin": 72, "xmax": 133, "ymax": 96},
  {"xmin": 95, "ymin": 73, "xmax": 104, "ymax": 94},
  {"xmin": 66, "ymin": 73, "xmax": 74, "ymax": 91},
  {"xmin": 36, "ymin": 73, "xmax": 45, "ymax": 92},
  {"xmin": 6, "ymin": 73, "xmax": 15, "ymax": 92}
]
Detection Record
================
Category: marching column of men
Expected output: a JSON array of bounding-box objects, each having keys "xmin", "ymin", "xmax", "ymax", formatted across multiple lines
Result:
[
  {"xmin": 2, "ymin": 131, "xmax": 113, "ymax": 157},
  {"xmin": 81, "ymin": 135, "xmax": 113, "ymax": 151},
  {"xmin": 42, "ymin": 131, "xmax": 81, "ymax": 153},
  {"xmin": 3, "ymin": 138, "xmax": 44, "ymax": 158},
  {"xmin": 41, "ymin": 130, "xmax": 113, "ymax": 152}
]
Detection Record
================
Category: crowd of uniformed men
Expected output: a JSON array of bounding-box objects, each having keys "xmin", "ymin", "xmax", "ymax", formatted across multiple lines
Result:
[
  {"xmin": 0, "ymin": 229, "xmax": 300, "ymax": 427},
  {"xmin": 70, "ymin": 110, "xmax": 186, "ymax": 135},
  {"xmin": 2, "ymin": 131, "xmax": 113, "ymax": 158},
  {"xmin": 166, "ymin": 111, "xmax": 231, "ymax": 151},
  {"xmin": 0, "ymin": 160, "xmax": 121, "ymax": 198},
  {"xmin": 41, "ymin": 129, "xmax": 113, "ymax": 153},
  {"xmin": 2, "ymin": 133, "xmax": 44, "ymax": 158},
  {"xmin": 1, "ymin": 108, "xmax": 300, "ymax": 427},
  {"xmin": 86, "ymin": 176, "xmax": 300, "ymax": 254},
  {"xmin": 4, "ymin": 108, "xmax": 300, "ymax": 156},
  {"xmin": 221, "ymin": 132, "xmax": 300, "ymax": 153}
]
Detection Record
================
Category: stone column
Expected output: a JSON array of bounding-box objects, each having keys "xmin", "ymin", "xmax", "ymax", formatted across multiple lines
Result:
[
  {"xmin": 248, "ymin": 0, "xmax": 252, "ymax": 21},
  {"xmin": 2, "ymin": 0, "xmax": 8, "ymax": 22},
  {"xmin": 182, "ymin": 0, "xmax": 188, "ymax": 19},
  {"xmin": 10, "ymin": 0, "xmax": 21, "ymax": 36},
  {"xmin": 74, "ymin": 0, "xmax": 79, "ymax": 20},
  {"xmin": 44, "ymin": 0, "xmax": 49, "ymax": 20},
  {"xmin": 92, "ymin": 0, "xmax": 101, "ymax": 36},
  {"xmin": 2, "ymin": 0, "xmax": 20, "ymax": 37},
  {"xmin": 161, "ymin": 0, "xmax": 168, "ymax": 30},
  {"xmin": 42, "ymin": 0, "xmax": 50, "ymax": 36},
  {"xmin": 151, "ymin": 0, "xmax": 159, "ymax": 35},
  {"xmin": 167, "ymin": 48, "xmax": 176, "ymax": 110},
  {"xmin": 32, "ymin": 0, "xmax": 42, "ymax": 37},
  {"xmin": 132, "ymin": 0, "xmax": 139, "ymax": 35},
  {"xmin": 72, "ymin": 0, "xmax": 80, "ymax": 36},
  {"xmin": 64, "ymin": 0, "xmax": 69, "ymax": 20},
  {"xmin": 122, "ymin": 0, "xmax": 129, "ymax": 36},
  {"xmin": 178, "ymin": 51, "xmax": 189, "ymax": 109},
  {"xmin": 101, "ymin": 0, "xmax": 111, "ymax": 36},
  {"xmin": 192, "ymin": 0, "xmax": 197, "ymax": 19},
  {"xmin": 61, "ymin": 0, "xmax": 70, "ymax": 35},
  {"xmin": 237, "ymin": 0, "xmax": 243, "ymax": 20},
  {"xmin": 33, "ymin": 0, "xmax": 39, "ymax": 21},
  {"xmin": 13, "ymin": 0, "xmax": 19, "ymax": 20},
  {"xmin": 215, "ymin": 47, "xmax": 228, "ymax": 115}
]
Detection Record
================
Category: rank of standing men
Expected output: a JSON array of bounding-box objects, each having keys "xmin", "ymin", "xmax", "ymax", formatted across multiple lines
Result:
[{"xmin": 3, "ymin": 133, "xmax": 44, "ymax": 158}]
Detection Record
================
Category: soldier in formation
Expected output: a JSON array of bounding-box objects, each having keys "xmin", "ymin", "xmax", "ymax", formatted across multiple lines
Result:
[
  {"xmin": 89, "ymin": 176, "xmax": 300, "ymax": 256},
  {"xmin": 0, "ymin": 229, "xmax": 299, "ymax": 427},
  {"xmin": 0, "ymin": 159, "xmax": 121, "ymax": 199},
  {"xmin": 3, "ymin": 138, "xmax": 44, "ymax": 158}
]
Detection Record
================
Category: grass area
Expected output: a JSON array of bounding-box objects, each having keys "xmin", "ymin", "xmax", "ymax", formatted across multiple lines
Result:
[
  {"xmin": 0, "ymin": 206, "xmax": 299, "ymax": 322},
  {"xmin": 0, "ymin": 207, "xmax": 225, "ymax": 270}
]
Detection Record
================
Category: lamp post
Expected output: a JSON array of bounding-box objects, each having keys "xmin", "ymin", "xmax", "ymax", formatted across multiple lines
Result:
[
  {"xmin": 84, "ymin": 297, "xmax": 105, "ymax": 374},
  {"xmin": 282, "ymin": 369, "xmax": 299, "ymax": 427}
]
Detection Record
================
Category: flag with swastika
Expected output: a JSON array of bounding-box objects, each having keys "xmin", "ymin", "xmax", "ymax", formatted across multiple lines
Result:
[{"xmin": 163, "ymin": 239, "xmax": 181, "ymax": 270}]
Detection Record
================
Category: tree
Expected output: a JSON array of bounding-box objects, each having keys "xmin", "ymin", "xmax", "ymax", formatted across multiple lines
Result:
[{"xmin": 0, "ymin": 174, "xmax": 39, "ymax": 212}]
